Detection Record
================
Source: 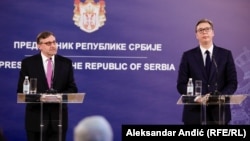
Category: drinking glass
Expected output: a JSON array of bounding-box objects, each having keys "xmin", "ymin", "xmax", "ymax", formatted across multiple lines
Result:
[
  {"xmin": 195, "ymin": 80, "xmax": 202, "ymax": 96},
  {"xmin": 30, "ymin": 78, "xmax": 37, "ymax": 94}
]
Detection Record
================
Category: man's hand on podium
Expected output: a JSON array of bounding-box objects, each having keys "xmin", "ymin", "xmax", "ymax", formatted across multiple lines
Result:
[
  {"xmin": 40, "ymin": 94, "xmax": 62, "ymax": 102},
  {"xmin": 194, "ymin": 93, "xmax": 210, "ymax": 104}
]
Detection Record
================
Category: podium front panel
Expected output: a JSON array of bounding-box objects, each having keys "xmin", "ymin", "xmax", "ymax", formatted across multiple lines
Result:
[
  {"xmin": 176, "ymin": 94, "xmax": 249, "ymax": 125},
  {"xmin": 17, "ymin": 93, "xmax": 86, "ymax": 141}
]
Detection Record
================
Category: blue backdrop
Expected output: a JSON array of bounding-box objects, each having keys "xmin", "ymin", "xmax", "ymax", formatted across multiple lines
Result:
[{"xmin": 0, "ymin": 0, "xmax": 250, "ymax": 141}]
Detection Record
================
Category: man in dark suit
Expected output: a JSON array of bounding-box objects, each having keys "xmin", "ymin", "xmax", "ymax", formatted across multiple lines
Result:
[
  {"xmin": 177, "ymin": 19, "xmax": 238, "ymax": 125},
  {"xmin": 17, "ymin": 31, "xmax": 78, "ymax": 141}
]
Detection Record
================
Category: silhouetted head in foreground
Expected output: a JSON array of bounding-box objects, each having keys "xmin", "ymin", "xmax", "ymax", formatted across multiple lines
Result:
[{"xmin": 74, "ymin": 115, "xmax": 113, "ymax": 141}]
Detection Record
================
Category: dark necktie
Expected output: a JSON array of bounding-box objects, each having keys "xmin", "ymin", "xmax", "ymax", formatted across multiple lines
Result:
[
  {"xmin": 205, "ymin": 50, "xmax": 211, "ymax": 76},
  {"xmin": 46, "ymin": 58, "xmax": 53, "ymax": 88}
]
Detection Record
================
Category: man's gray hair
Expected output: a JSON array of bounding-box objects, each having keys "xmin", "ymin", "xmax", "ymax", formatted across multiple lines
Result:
[{"xmin": 74, "ymin": 115, "xmax": 113, "ymax": 141}]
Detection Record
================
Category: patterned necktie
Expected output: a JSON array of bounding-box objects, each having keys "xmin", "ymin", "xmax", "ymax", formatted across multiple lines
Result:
[
  {"xmin": 205, "ymin": 50, "xmax": 211, "ymax": 76},
  {"xmin": 46, "ymin": 58, "xmax": 53, "ymax": 88}
]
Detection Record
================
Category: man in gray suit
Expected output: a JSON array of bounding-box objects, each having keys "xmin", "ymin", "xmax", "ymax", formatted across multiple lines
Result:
[
  {"xmin": 17, "ymin": 31, "xmax": 78, "ymax": 141},
  {"xmin": 177, "ymin": 19, "xmax": 238, "ymax": 125}
]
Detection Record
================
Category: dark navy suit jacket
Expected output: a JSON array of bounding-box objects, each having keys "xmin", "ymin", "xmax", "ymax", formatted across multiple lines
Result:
[
  {"xmin": 17, "ymin": 53, "xmax": 78, "ymax": 131},
  {"xmin": 177, "ymin": 45, "xmax": 237, "ymax": 124}
]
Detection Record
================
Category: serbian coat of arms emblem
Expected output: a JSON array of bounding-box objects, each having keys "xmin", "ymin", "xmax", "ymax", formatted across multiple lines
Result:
[{"xmin": 73, "ymin": 0, "xmax": 106, "ymax": 33}]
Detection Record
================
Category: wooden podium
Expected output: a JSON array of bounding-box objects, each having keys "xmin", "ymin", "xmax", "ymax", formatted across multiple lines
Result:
[
  {"xmin": 17, "ymin": 93, "xmax": 86, "ymax": 141},
  {"xmin": 177, "ymin": 94, "xmax": 248, "ymax": 125}
]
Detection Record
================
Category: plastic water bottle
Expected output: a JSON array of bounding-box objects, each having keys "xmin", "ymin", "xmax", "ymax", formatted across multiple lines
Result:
[
  {"xmin": 23, "ymin": 76, "xmax": 30, "ymax": 94},
  {"xmin": 187, "ymin": 78, "xmax": 194, "ymax": 96}
]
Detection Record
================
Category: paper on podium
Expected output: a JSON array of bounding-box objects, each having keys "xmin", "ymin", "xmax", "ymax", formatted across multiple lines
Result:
[{"xmin": 41, "ymin": 94, "xmax": 62, "ymax": 103}]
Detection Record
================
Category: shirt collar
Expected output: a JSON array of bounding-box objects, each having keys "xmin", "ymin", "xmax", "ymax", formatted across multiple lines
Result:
[
  {"xmin": 200, "ymin": 45, "xmax": 214, "ymax": 55},
  {"xmin": 41, "ymin": 53, "xmax": 54, "ymax": 63}
]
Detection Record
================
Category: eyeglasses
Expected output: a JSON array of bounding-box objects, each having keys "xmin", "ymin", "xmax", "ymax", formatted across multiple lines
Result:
[
  {"xmin": 40, "ymin": 41, "xmax": 57, "ymax": 46},
  {"xmin": 196, "ymin": 27, "xmax": 212, "ymax": 33}
]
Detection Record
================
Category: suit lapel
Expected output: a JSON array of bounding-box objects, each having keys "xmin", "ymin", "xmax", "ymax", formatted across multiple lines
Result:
[
  {"xmin": 194, "ymin": 47, "xmax": 208, "ymax": 79},
  {"xmin": 53, "ymin": 55, "xmax": 60, "ymax": 87},
  {"xmin": 41, "ymin": 55, "xmax": 51, "ymax": 89}
]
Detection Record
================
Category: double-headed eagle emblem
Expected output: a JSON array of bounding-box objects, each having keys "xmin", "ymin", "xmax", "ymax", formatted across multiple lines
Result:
[{"xmin": 73, "ymin": 0, "xmax": 106, "ymax": 33}]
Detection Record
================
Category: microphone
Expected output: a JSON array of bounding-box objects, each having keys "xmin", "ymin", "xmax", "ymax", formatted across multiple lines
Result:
[{"xmin": 212, "ymin": 54, "xmax": 220, "ymax": 95}]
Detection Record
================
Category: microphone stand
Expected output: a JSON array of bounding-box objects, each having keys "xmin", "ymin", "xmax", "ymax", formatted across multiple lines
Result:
[
  {"xmin": 212, "ymin": 55, "xmax": 219, "ymax": 95},
  {"xmin": 44, "ymin": 61, "xmax": 62, "ymax": 140},
  {"xmin": 212, "ymin": 55, "xmax": 226, "ymax": 124}
]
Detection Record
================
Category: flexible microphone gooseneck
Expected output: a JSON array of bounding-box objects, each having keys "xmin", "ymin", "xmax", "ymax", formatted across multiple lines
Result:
[{"xmin": 212, "ymin": 55, "xmax": 219, "ymax": 95}]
